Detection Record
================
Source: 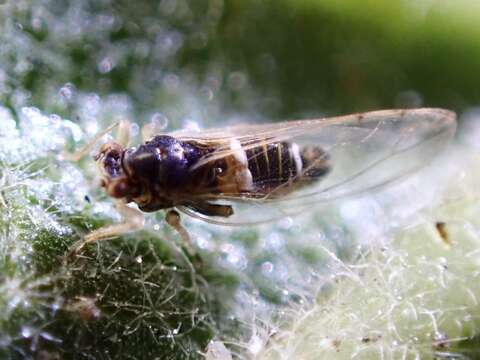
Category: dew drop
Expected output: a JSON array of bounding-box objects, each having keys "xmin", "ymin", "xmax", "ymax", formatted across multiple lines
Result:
[
  {"xmin": 199, "ymin": 86, "xmax": 214, "ymax": 101},
  {"xmin": 59, "ymin": 83, "xmax": 75, "ymax": 100},
  {"xmin": 98, "ymin": 57, "xmax": 114, "ymax": 74},
  {"xmin": 228, "ymin": 72, "xmax": 247, "ymax": 91},
  {"xmin": 151, "ymin": 113, "xmax": 169, "ymax": 130},
  {"xmin": 31, "ymin": 17, "xmax": 45, "ymax": 32},
  {"xmin": 129, "ymin": 122, "xmax": 140, "ymax": 137},
  {"xmin": 163, "ymin": 73, "xmax": 179, "ymax": 90},
  {"xmin": 21, "ymin": 106, "xmax": 41, "ymax": 117},
  {"xmin": 21, "ymin": 326, "xmax": 33, "ymax": 338},
  {"xmin": 261, "ymin": 261, "xmax": 274, "ymax": 275}
]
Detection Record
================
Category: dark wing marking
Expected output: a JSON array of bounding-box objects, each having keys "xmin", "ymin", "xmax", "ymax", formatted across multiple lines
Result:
[{"xmin": 170, "ymin": 108, "xmax": 456, "ymax": 225}]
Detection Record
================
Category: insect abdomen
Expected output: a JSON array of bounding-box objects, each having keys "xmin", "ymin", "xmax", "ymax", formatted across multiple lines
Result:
[{"xmin": 245, "ymin": 142, "xmax": 330, "ymax": 191}]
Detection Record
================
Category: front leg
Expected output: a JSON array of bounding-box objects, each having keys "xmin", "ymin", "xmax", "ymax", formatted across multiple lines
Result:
[
  {"xmin": 67, "ymin": 202, "xmax": 145, "ymax": 258},
  {"xmin": 62, "ymin": 120, "xmax": 130, "ymax": 162}
]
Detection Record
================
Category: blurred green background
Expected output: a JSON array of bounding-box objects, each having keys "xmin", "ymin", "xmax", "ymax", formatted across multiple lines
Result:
[
  {"xmin": 3, "ymin": 0, "xmax": 480, "ymax": 123},
  {"xmin": 1, "ymin": 0, "xmax": 480, "ymax": 359}
]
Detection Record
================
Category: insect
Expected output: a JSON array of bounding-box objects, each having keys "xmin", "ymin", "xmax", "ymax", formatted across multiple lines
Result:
[{"xmin": 67, "ymin": 108, "xmax": 456, "ymax": 255}]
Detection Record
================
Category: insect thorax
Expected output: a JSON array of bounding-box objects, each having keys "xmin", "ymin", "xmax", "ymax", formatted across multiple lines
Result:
[{"xmin": 123, "ymin": 135, "xmax": 211, "ymax": 211}]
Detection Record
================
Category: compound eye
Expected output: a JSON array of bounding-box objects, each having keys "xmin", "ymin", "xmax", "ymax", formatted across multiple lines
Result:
[{"xmin": 102, "ymin": 152, "xmax": 122, "ymax": 177}]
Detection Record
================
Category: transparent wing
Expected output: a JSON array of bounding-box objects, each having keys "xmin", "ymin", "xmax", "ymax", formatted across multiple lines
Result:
[{"xmin": 171, "ymin": 108, "xmax": 456, "ymax": 225}]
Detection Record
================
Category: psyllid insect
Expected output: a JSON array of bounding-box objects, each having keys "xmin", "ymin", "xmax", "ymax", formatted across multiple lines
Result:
[{"xmin": 66, "ymin": 108, "xmax": 456, "ymax": 256}]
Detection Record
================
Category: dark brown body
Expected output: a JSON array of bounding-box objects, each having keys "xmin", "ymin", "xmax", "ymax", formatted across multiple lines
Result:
[{"xmin": 98, "ymin": 135, "xmax": 330, "ymax": 218}]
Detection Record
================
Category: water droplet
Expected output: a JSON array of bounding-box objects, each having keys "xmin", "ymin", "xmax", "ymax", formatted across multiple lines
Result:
[
  {"xmin": 261, "ymin": 261, "xmax": 274, "ymax": 275},
  {"xmin": 59, "ymin": 83, "xmax": 75, "ymax": 100},
  {"xmin": 21, "ymin": 326, "xmax": 34, "ymax": 338},
  {"xmin": 98, "ymin": 57, "xmax": 114, "ymax": 74},
  {"xmin": 129, "ymin": 122, "xmax": 140, "ymax": 137},
  {"xmin": 199, "ymin": 87, "xmax": 214, "ymax": 101},
  {"xmin": 151, "ymin": 113, "xmax": 169, "ymax": 130},
  {"xmin": 21, "ymin": 107, "xmax": 41, "ymax": 118},
  {"xmin": 49, "ymin": 114, "xmax": 62, "ymax": 123},
  {"xmin": 266, "ymin": 232, "xmax": 283, "ymax": 249},
  {"xmin": 31, "ymin": 17, "xmax": 45, "ymax": 32},
  {"xmin": 228, "ymin": 72, "xmax": 247, "ymax": 91},
  {"xmin": 163, "ymin": 73, "xmax": 179, "ymax": 91}
]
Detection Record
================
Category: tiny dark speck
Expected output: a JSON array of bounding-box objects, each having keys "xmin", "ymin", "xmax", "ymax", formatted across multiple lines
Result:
[
  {"xmin": 84, "ymin": 195, "xmax": 91, "ymax": 203},
  {"xmin": 435, "ymin": 221, "xmax": 451, "ymax": 246}
]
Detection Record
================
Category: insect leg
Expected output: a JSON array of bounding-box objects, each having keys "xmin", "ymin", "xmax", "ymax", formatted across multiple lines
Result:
[
  {"xmin": 165, "ymin": 209, "xmax": 198, "ymax": 258},
  {"xmin": 62, "ymin": 120, "xmax": 131, "ymax": 162},
  {"xmin": 67, "ymin": 202, "xmax": 145, "ymax": 257},
  {"xmin": 186, "ymin": 202, "xmax": 234, "ymax": 217},
  {"xmin": 115, "ymin": 119, "xmax": 131, "ymax": 147}
]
